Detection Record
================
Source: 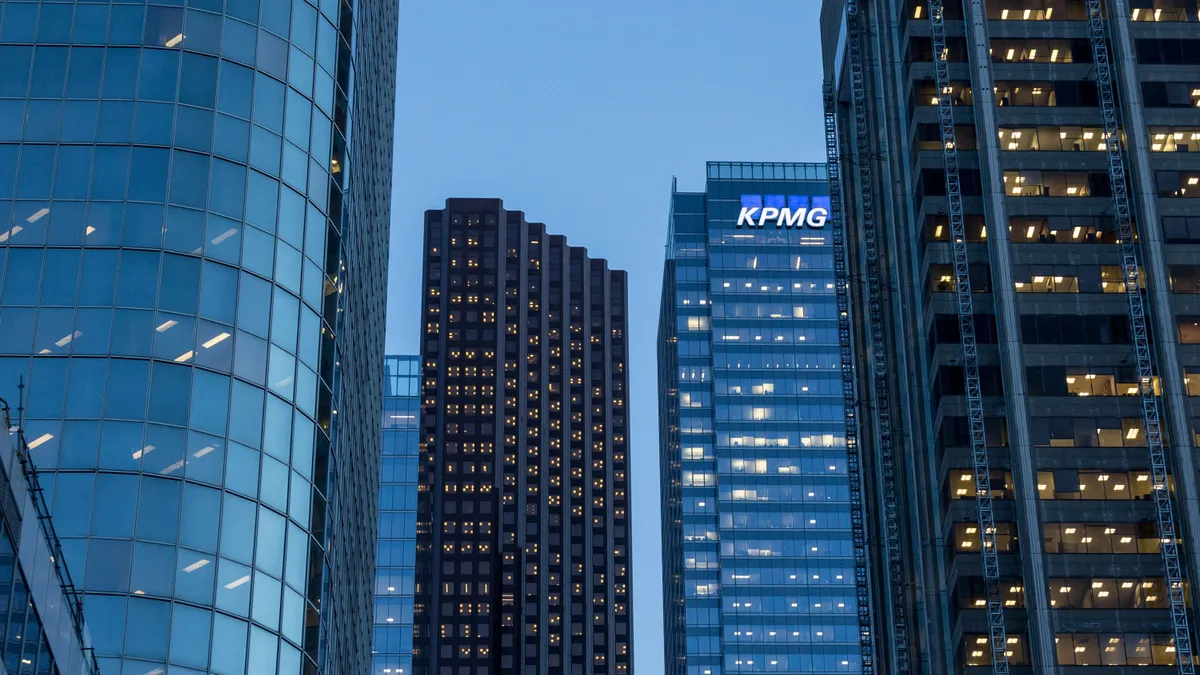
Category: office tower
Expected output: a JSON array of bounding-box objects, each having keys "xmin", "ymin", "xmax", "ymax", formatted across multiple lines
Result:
[
  {"xmin": 0, "ymin": 0, "xmax": 397, "ymax": 670},
  {"xmin": 822, "ymin": 0, "xmax": 1200, "ymax": 674},
  {"xmin": 376, "ymin": 355, "xmax": 420, "ymax": 675},
  {"xmin": 1, "ymin": 414, "xmax": 98, "ymax": 675},
  {"xmin": 414, "ymin": 198, "xmax": 633, "ymax": 675},
  {"xmin": 658, "ymin": 163, "xmax": 864, "ymax": 675}
]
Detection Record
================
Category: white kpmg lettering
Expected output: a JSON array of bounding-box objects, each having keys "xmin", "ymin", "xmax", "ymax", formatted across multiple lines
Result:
[{"xmin": 736, "ymin": 206, "xmax": 828, "ymax": 229}]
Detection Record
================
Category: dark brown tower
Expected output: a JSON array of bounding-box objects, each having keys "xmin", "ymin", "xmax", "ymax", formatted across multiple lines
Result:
[{"xmin": 414, "ymin": 199, "xmax": 633, "ymax": 675}]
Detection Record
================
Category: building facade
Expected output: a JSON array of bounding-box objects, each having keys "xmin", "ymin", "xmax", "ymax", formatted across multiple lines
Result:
[
  {"xmin": 414, "ymin": 198, "xmax": 633, "ymax": 675},
  {"xmin": 658, "ymin": 163, "xmax": 864, "ymax": 675},
  {"xmin": 376, "ymin": 355, "xmax": 420, "ymax": 675},
  {"xmin": 1, "ymin": 408, "xmax": 98, "ymax": 675},
  {"xmin": 0, "ymin": 0, "xmax": 397, "ymax": 670},
  {"xmin": 822, "ymin": 0, "xmax": 1200, "ymax": 674}
]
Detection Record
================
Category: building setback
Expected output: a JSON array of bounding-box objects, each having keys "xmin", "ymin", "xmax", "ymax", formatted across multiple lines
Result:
[
  {"xmin": 414, "ymin": 199, "xmax": 633, "ymax": 675},
  {"xmin": 822, "ymin": 0, "xmax": 1200, "ymax": 674},
  {"xmin": 658, "ymin": 163, "xmax": 863, "ymax": 675}
]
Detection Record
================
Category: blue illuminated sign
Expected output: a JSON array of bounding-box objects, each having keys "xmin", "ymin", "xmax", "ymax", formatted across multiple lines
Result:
[{"xmin": 737, "ymin": 194, "xmax": 830, "ymax": 229}]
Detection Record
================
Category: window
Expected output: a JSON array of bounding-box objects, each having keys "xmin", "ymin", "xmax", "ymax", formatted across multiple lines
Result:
[
  {"xmin": 1186, "ymin": 371, "xmax": 1200, "ymax": 396},
  {"xmin": 1170, "ymin": 266, "xmax": 1200, "ymax": 293},
  {"xmin": 1026, "ymin": 366, "xmax": 1159, "ymax": 397},
  {"xmin": 1003, "ymin": 170, "xmax": 1110, "ymax": 196},
  {"xmin": 1030, "ymin": 417, "xmax": 1147, "ymax": 447},
  {"xmin": 1036, "ymin": 470, "xmax": 1154, "ymax": 500},
  {"xmin": 916, "ymin": 123, "xmax": 978, "ymax": 150},
  {"xmin": 986, "ymin": 0, "xmax": 1089, "ymax": 20},
  {"xmin": 1049, "ymin": 578, "xmax": 1170, "ymax": 609},
  {"xmin": 1020, "ymin": 315, "xmax": 1131, "ymax": 344},
  {"xmin": 1142, "ymin": 81, "xmax": 1200, "ymax": 108},
  {"xmin": 957, "ymin": 579, "xmax": 1026, "ymax": 610},
  {"xmin": 913, "ymin": 80, "xmax": 974, "ymax": 106},
  {"xmin": 962, "ymin": 633, "xmax": 1030, "ymax": 666},
  {"xmin": 939, "ymin": 416, "xmax": 1009, "ymax": 448},
  {"xmin": 920, "ymin": 168, "xmax": 984, "ymax": 196},
  {"xmin": 999, "ymin": 125, "xmax": 1109, "ymax": 151},
  {"xmin": 1136, "ymin": 38, "xmax": 1200, "ymax": 64},
  {"xmin": 1056, "ymin": 633, "xmax": 1178, "ymax": 666},
  {"xmin": 1164, "ymin": 216, "xmax": 1200, "ymax": 242},
  {"xmin": 991, "ymin": 38, "xmax": 1090, "ymax": 63},
  {"xmin": 1130, "ymin": 0, "xmax": 1200, "ymax": 21},
  {"xmin": 1156, "ymin": 170, "xmax": 1200, "ymax": 197},
  {"xmin": 925, "ymin": 215, "xmax": 987, "ymax": 242},
  {"xmin": 995, "ymin": 80, "xmax": 1098, "ymax": 106},
  {"xmin": 1149, "ymin": 126, "xmax": 1200, "ymax": 151},
  {"xmin": 910, "ymin": 36, "xmax": 968, "ymax": 62},
  {"xmin": 1180, "ymin": 316, "xmax": 1200, "ymax": 343},
  {"xmin": 954, "ymin": 522, "xmax": 1017, "ymax": 552},
  {"xmin": 1043, "ymin": 523, "xmax": 1161, "ymax": 553},
  {"xmin": 1010, "ymin": 265, "xmax": 1134, "ymax": 293},
  {"xmin": 1013, "ymin": 272, "xmax": 1079, "ymax": 293},
  {"xmin": 947, "ymin": 469, "xmax": 1014, "ymax": 498}
]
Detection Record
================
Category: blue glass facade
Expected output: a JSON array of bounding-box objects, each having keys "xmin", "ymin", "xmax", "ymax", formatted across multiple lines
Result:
[
  {"xmin": 0, "ymin": 0, "xmax": 397, "ymax": 670},
  {"xmin": 375, "ymin": 355, "xmax": 417, "ymax": 675},
  {"xmin": 659, "ymin": 163, "xmax": 858, "ymax": 675}
]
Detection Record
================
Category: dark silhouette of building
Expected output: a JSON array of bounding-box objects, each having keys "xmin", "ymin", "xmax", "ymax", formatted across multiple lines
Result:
[
  {"xmin": 414, "ymin": 199, "xmax": 633, "ymax": 675},
  {"xmin": 821, "ymin": 0, "xmax": 1200, "ymax": 673}
]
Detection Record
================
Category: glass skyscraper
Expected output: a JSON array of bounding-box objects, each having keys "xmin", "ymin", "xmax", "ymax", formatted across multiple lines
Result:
[
  {"xmin": 659, "ymin": 162, "xmax": 859, "ymax": 675},
  {"xmin": 0, "ymin": 0, "xmax": 397, "ymax": 671},
  {"xmin": 375, "ymin": 355, "xmax": 419, "ymax": 675}
]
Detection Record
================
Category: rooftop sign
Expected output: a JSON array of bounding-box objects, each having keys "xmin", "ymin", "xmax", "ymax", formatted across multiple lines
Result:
[{"xmin": 738, "ymin": 195, "xmax": 831, "ymax": 229}]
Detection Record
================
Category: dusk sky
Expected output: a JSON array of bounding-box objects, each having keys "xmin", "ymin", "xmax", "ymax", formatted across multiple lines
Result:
[{"xmin": 386, "ymin": 2, "xmax": 826, "ymax": 669}]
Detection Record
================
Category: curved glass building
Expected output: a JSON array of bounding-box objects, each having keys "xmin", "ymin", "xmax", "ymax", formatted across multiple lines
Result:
[{"xmin": 0, "ymin": 0, "xmax": 397, "ymax": 671}]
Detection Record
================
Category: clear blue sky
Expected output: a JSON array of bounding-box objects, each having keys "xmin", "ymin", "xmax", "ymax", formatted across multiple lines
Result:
[{"xmin": 386, "ymin": 2, "xmax": 826, "ymax": 670}]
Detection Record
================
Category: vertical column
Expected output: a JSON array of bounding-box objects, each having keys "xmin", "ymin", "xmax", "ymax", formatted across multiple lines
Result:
[
  {"xmin": 549, "ymin": 239, "xmax": 570, "ymax": 672},
  {"xmin": 1106, "ymin": 0, "xmax": 1200, "ymax": 599},
  {"xmin": 416, "ymin": 212, "xmax": 449, "ymax": 675},
  {"xmin": 527, "ymin": 228, "xmax": 546, "ymax": 672},
  {"xmin": 610, "ymin": 273, "xmax": 632, "ymax": 674},
  {"xmin": 569, "ymin": 252, "xmax": 588, "ymax": 674},
  {"xmin": 864, "ymin": 2, "xmax": 953, "ymax": 673},
  {"xmin": 501, "ymin": 214, "xmax": 523, "ymax": 668},
  {"xmin": 962, "ymin": 1, "xmax": 1057, "ymax": 670}
]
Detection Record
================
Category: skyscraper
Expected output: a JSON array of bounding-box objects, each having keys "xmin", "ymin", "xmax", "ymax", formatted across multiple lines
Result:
[
  {"xmin": 414, "ymin": 198, "xmax": 633, "ymax": 675},
  {"xmin": 822, "ymin": 1, "xmax": 1200, "ymax": 673},
  {"xmin": 376, "ymin": 355, "xmax": 420, "ymax": 675},
  {"xmin": 0, "ymin": 0, "xmax": 397, "ymax": 670},
  {"xmin": 658, "ymin": 163, "xmax": 864, "ymax": 675}
]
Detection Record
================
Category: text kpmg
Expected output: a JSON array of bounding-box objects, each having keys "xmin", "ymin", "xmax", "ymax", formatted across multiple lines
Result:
[
  {"xmin": 736, "ymin": 205, "xmax": 828, "ymax": 228},
  {"xmin": 736, "ymin": 195, "xmax": 830, "ymax": 229}
]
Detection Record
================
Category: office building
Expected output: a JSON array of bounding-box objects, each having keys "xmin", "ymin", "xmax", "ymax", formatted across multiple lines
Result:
[
  {"xmin": 658, "ymin": 162, "xmax": 864, "ymax": 675},
  {"xmin": 0, "ymin": 0, "xmax": 398, "ymax": 670},
  {"xmin": 822, "ymin": 1, "xmax": 1200, "ymax": 674},
  {"xmin": 1, "ymin": 410, "xmax": 98, "ymax": 675},
  {"xmin": 413, "ymin": 198, "xmax": 633, "ymax": 675},
  {"xmin": 376, "ymin": 355, "xmax": 420, "ymax": 675}
]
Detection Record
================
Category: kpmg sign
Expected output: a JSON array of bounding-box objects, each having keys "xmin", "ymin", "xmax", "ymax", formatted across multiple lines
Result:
[{"xmin": 738, "ymin": 194, "xmax": 831, "ymax": 229}]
